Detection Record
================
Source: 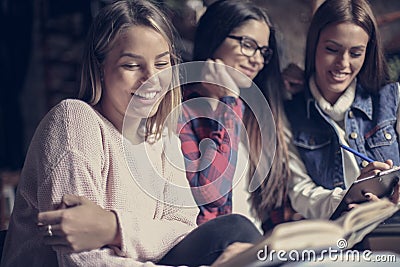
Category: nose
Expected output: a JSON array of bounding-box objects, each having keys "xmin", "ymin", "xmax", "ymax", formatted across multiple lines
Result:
[
  {"xmin": 140, "ymin": 65, "xmax": 159, "ymax": 85},
  {"xmin": 335, "ymin": 52, "xmax": 350, "ymax": 69},
  {"xmin": 249, "ymin": 49, "xmax": 264, "ymax": 64}
]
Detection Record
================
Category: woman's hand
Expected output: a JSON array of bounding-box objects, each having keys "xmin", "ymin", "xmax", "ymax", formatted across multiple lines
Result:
[
  {"xmin": 357, "ymin": 159, "xmax": 393, "ymax": 180},
  {"xmin": 201, "ymin": 59, "xmax": 240, "ymax": 99},
  {"xmin": 348, "ymin": 159, "xmax": 398, "ymax": 209},
  {"xmin": 38, "ymin": 194, "xmax": 120, "ymax": 253},
  {"xmin": 282, "ymin": 63, "xmax": 304, "ymax": 95},
  {"xmin": 211, "ymin": 242, "xmax": 253, "ymax": 266}
]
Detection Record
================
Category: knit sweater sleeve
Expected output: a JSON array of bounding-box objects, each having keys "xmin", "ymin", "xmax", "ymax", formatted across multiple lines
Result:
[
  {"xmin": 3, "ymin": 100, "xmax": 187, "ymax": 267},
  {"xmin": 34, "ymin": 101, "xmax": 162, "ymax": 266}
]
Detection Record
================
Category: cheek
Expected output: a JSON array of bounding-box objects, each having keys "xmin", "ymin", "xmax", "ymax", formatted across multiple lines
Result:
[
  {"xmin": 352, "ymin": 58, "xmax": 365, "ymax": 74},
  {"xmin": 315, "ymin": 49, "xmax": 328, "ymax": 68},
  {"xmin": 104, "ymin": 68, "xmax": 126, "ymax": 87},
  {"xmin": 158, "ymin": 68, "xmax": 173, "ymax": 90}
]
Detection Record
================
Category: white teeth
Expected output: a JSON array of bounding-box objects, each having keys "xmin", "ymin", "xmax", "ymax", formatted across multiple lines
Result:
[
  {"xmin": 134, "ymin": 91, "xmax": 157, "ymax": 99},
  {"xmin": 331, "ymin": 71, "xmax": 347, "ymax": 78}
]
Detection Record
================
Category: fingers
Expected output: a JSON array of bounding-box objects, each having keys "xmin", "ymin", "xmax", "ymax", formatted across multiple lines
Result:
[
  {"xmin": 358, "ymin": 160, "xmax": 393, "ymax": 179},
  {"xmin": 347, "ymin": 203, "xmax": 358, "ymax": 210},
  {"xmin": 38, "ymin": 223, "xmax": 65, "ymax": 238},
  {"xmin": 56, "ymin": 194, "xmax": 84, "ymax": 209},
  {"xmin": 38, "ymin": 209, "xmax": 64, "ymax": 225},
  {"xmin": 201, "ymin": 59, "xmax": 239, "ymax": 98},
  {"xmin": 62, "ymin": 194, "xmax": 84, "ymax": 207},
  {"xmin": 364, "ymin": 192, "xmax": 379, "ymax": 202},
  {"xmin": 385, "ymin": 159, "xmax": 394, "ymax": 168}
]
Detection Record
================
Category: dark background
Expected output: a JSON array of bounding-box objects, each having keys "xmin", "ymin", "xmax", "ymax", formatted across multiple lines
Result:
[{"xmin": 0, "ymin": 0, "xmax": 399, "ymax": 173}]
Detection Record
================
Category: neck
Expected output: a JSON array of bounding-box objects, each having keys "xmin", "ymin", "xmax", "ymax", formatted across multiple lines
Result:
[{"xmin": 95, "ymin": 102, "xmax": 144, "ymax": 144}]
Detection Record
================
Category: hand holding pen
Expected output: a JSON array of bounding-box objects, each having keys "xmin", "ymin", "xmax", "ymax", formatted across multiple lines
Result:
[{"xmin": 339, "ymin": 143, "xmax": 393, "ymax": 179}]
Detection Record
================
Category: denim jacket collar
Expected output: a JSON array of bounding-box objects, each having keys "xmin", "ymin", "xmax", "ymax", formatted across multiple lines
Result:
[
  {"xmin": 351, "ymin": 84, "xmax": 373, "ymax": 120},
  {"xmin": 304, "ymin": 80, "xmax": 373, "ymax": 121}
]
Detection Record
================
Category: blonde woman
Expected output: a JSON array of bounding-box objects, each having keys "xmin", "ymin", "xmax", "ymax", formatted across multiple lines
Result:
[{"xmin": 1, "ymin": 1, "xmax": 260, "ymax": 266}]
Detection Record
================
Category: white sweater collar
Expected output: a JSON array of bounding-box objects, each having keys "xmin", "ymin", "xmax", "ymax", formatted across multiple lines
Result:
[{"xmin": 309, "ymin": 76, "xmax": 356, "ymax": 122}]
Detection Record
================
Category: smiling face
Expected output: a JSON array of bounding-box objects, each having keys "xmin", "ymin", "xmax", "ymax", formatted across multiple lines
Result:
[
  {"xmin": 212, "ymin": 19, "xmax": 270, "ymax": 88},
  {"xmin": 315, "ymin": 22, "xmax": 369, "ymax": 104},
  {"xmin": 99, "ymin": 25, "xmax": 172, "ymax": 130}
]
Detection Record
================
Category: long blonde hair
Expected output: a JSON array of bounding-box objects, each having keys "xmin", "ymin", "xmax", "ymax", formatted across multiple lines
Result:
[{"xmin": 79, "ymin": 0, "xmax": 182, "ymax": 139}]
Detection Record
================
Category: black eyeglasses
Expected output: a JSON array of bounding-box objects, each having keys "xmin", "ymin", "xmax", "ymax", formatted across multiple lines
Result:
[{"xmin": 227, "ymin": 35, "xmax": 273, "ymax": 64}]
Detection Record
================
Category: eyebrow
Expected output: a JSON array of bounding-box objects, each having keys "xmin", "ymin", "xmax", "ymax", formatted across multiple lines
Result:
[
  {"xmin": 325, "ymin": 40, "xmax": 366, "ymax": 49},
  {"xmin": 120, "ymin": 51, "xmax": 170, "ymax": 59},
  {"xmin": 242, "ymin": 35, "xmax": 268, "ymax": 47}
]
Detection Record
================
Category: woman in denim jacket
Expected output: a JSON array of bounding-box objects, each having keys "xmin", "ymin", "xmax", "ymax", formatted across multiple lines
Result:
[{"xmin": 285, "ymin": 0, "xmax": 400, "ymax": 219}]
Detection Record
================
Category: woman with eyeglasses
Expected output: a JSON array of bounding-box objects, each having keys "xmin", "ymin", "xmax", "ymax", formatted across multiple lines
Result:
[
  {"xmin": 1, "ymin": 1, "xmax": 262, "ymax": 266},
  {"xmin": 179, "ymin": 0, "xmax": 293, "ymax": 232}
]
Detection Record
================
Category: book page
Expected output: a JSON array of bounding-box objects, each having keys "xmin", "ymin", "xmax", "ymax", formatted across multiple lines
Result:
[{"xmin": 217, "ymin": 200, "xmax": 399, "ymax": 267}]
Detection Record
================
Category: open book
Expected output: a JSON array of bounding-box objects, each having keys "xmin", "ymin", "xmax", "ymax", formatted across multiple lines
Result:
[{"xmin": 218, "ymin": 200, "xmax": 399, "ymax": 267}]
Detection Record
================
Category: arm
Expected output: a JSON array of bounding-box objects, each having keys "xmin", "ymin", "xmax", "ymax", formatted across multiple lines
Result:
[
  {"xmin": 1, "ymin": 101, "xmax": 179, "ymax": 266},
  {"xmin": 29, "ymin": 101, "xmax": 188, "ymax": 266},
  {"xmin": 38, "ymin": 132, "xmax": 198, "ymax": 260},
  {"xmin": 287, "ymin": 128, "xmax": 396, "ymax": 219},
  {"xmin": 287, "ymin": 137, "xmax": 345, "ymax": 219},
  {"xmin": 180, "ymin": 97, "xmax": 244, "ymax": 207}
]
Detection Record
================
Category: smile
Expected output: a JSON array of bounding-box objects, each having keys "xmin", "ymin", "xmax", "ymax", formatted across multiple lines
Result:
[
  {"xmin": 133, "ymin": 91, "xmax": 159, "ymax": 100},
  {"xmin": 241, "ymin": 66, "xmax": 257, "ymax": 77},
  {"xmin": 330, "ymin": 71, "xmax": 349, "ymax": 78},
  {"xmin": 329, "ymin": 70, "xmax": 351, "ymax": 82}
]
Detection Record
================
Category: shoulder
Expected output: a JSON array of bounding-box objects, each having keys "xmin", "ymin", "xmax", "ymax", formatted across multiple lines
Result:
[
  {"xmin": 26, "ymin": 99, "xmax": 106, "ymax": 171},
  {"xmin": 363, "ymin": 82, "xmax": 400, "ymax": 106},
  {"xmin": 51, "ymin": 99, "xmax": 98, "ymax": 121},
  {"xmin": 358, "ymin": 82, "xmax": 399, "ymax": 96},
  {"xmin": 33, "ymin": 99, "xmax": 105, "ymax": 149}
]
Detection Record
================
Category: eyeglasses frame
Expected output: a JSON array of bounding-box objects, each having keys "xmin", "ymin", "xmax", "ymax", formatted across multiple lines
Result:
[{"xmin": 227, "ymin": 35, "xmax": 273, "ymax": 64}]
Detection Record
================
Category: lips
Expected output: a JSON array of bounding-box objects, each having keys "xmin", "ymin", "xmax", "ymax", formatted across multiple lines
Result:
[
  {"xmin": 329, "ymin": 70, "xmax": 350, "ymax": 82},
  {"xmin": 240, "ymin": 66, "xmax": 257, "ymax": 77},
  {"xmin": 133, "ymin": 91, "xmax": 159, "ymax": 100}
]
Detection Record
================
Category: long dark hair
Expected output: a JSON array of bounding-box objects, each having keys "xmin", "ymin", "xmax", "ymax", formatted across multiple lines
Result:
[
  {"xmin": 305, "ymin": 0, "xmax": 390, "ymax": 92},
  {"xmin": 193, "ymin": 0, "xmax": 290, "ymax": 220}
]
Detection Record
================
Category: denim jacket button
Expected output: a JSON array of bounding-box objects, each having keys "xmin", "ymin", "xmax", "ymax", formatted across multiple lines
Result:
[
  {"xmin": 350, "ymin": 132, "xmax": 358, "ymax": 139},
  {"xmin": 385, "ymin": 132, "xmax": 392, "ymax": 140},
  {"xmin": 361, "ymin": 160, "xmax": 369, "ymax": 168},
  {"xmin": 348, "ymin": 111, "xmax": 354, "ymax": 118}
]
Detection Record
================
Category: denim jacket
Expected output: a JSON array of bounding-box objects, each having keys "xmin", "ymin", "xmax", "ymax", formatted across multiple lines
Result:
[{"xmin": 285, "ymin": 82, "xmax": 400, "ymax": 190}]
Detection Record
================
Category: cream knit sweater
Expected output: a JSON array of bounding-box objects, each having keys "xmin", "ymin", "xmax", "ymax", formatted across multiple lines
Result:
[{"xmin": 1, "ymin": 99, "xmax": 198, "ymax": 267}]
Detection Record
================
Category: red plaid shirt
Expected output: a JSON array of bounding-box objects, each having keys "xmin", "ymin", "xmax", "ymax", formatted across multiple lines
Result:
[{"xmin": 179, "ymin": 87, "xmax": 244, "ymax": 225}]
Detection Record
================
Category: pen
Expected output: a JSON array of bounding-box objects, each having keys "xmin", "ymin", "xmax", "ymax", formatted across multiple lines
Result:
[{"xmin": 340, "ymin": 143, "xmax": 375, "ymax": 163}]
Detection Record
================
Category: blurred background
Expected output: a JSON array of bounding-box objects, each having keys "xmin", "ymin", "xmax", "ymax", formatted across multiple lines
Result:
[{"xmin": 1, "ymin": 0, "xmax": 400, "ymax": 229}]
